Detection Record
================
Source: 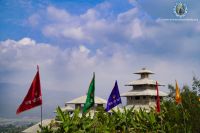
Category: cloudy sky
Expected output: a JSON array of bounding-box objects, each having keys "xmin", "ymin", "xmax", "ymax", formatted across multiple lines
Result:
[{"xmin": 0, "ymin": 0, "xmax": 200, "ymax": 119}]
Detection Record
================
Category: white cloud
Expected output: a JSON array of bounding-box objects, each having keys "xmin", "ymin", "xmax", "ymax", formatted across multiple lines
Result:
[
  {"xmin": 1, "ymin": 38, "xmax": 199, "ymax": 96},
  {"xmin": 18, "ymin": 37, "xmax": 36, "ymax": 46},
  {"xmin": 35, "ymin": 4, "xmax": 200, "ymax": 90},
  {"xmin": 63, "ymin": 27, "xmax": 85, "ymax": 40},
  {"xmin": 47, "ymin": 6, "xmax": 71, "ymax": 22},
  {"xmin": 128, "ymin": 18, "xmax": 143, "ymax": 39},
  {"xmin": 117, "ymin": 8, "xmax": 139, "ymax": 23},
  {"xmin": 40, "ymin": 5, "xmax": 145, "ymax": 44},
  {"xmin": 81, "ymin": 9, "xmax": 99, "ymax": 21},
  {"xmin": 79, "ymin": 45, "xmax": 90, "ymax": 54},
  {"xmin": 4, "ymin": 0, "xmax": 200, "ymax": 100}
]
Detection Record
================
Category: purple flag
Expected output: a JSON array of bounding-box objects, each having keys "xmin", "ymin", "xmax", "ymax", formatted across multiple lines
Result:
[{"xmin": 105, "ymin": 81, "xmax": 122, "ymax": 112}]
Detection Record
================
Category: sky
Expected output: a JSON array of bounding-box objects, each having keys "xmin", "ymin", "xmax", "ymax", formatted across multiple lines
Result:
[{"xmin": 0, "ymin": 0, "xmax": 200, "ymax": 119}]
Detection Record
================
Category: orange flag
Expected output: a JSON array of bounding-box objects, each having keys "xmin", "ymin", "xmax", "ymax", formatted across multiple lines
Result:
[
  {"xmin": 16, "ymin": 66, "xmax": 42, "ymax": 114},
  {"xmin": 175, "ymin": 80, "xmax": 181, "ymax": 104}
]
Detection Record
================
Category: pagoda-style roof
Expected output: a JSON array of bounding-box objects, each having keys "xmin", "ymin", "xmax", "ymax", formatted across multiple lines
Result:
[
  {"xmin": 134, "ymin": 68, "xmax": 154, "ymax": 75},
  {"xmin": 126, "ymin": 68, "xmax": 165, "ymax": 86},
  {"xmin": 121, "ymin": 89, "xmax": 168, "ymax": 97},
  {"xmin": 65, "ymin": 95, "xmax": 107, "ymax": 104},
  {"xmin": 125, "ymin": 78, "xmax": 164, "ymax": 86}
]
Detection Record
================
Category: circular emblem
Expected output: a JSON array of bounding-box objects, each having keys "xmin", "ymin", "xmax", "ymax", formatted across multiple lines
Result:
[{"xmin": 174, "ymin": 2, "xmax": 187, "ymax": 18}]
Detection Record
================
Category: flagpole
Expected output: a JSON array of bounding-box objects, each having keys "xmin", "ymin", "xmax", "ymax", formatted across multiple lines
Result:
[
  {"xmin": 93, "ymin": 72, "xmax": 95, "ymax": 113},
  {"xmin": 37, "ymin": 65, "xmax": 43, "ymax": 130},
  {"xmin": 41, "ymin": 105, "xmax": 43, "ymax": 128}
]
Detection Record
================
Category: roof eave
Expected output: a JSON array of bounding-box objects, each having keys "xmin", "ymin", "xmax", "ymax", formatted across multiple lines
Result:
[
  {"xmin": 125, "ymin": 84, "xmax": 165, "ymax": 86},
  {"xmin": 134, "ymin": 72, "xmax": 154, "ymax": 74},
  {"xmin": 121, "ymin": 94, "xmax": 168, "ymax": 97}
]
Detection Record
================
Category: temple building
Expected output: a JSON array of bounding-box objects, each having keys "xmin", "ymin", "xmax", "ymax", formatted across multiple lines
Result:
[{"xmin": 121, "ymin": 68, "xmax": 168, "ymax": 110}]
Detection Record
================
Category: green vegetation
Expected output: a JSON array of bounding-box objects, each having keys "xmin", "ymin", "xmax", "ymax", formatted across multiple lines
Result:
[{"xmin": 37, "ymin": 77, "xmax": 200, "ymax": 133}]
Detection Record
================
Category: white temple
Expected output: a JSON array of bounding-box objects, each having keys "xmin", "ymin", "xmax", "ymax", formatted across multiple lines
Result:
[{"xmin": 121, "ymin": 68, "xmax": 168, "ymax": 110}]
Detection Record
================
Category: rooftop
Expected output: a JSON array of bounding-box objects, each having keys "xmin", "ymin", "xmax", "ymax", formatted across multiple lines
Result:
[
  {"xmin": 65, "ymin": 95, "xmax": 107, "ymax": 104},
  {"xmin": 134, "ymin": 68, "xmax": 154, "ymax": 75},
  {"xmin": 125, "ymin": 78, "xmax": 164, "ymax": 86},
  {"xmin": 121, "ymin": 89, "xmax": 168, "ymax": 97}
]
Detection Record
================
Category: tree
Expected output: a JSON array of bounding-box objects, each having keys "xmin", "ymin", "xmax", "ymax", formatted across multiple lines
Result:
[{"xmin": 192, "ymin": 76, "xmax": 200, "ymax": 96}]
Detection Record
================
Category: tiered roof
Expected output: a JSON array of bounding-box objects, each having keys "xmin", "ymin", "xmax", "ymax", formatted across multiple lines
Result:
[
  {"xmin": 121, "ymin": 89, "xmax": 168, "ymax": 97},
  {"xmin": 134, "ymin": 68, "xmax": 154, "ymax": 74},
  {"xmin": 125, "ymin": 78, "xmax": 163, "ymax": 86},
  {"xmin": 122, "ymin": 68, "xmax": 168, "ymax": 97}
]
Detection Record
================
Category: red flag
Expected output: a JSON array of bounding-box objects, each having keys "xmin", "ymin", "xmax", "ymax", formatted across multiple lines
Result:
[
  {"xmin": 156, "ymin": 81, "xmax": 160, "ymax": 113},
  {"xmin": 16, "ymin": 67, "xmax": 42, "ymax": 114}
]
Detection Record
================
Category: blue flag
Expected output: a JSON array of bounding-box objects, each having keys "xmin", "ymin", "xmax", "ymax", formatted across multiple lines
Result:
[{"xmin": 105, "ymin": 81, "xmax": 122, "ymax": 112}]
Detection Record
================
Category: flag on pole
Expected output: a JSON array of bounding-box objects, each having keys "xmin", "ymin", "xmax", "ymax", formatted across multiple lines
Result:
[
  {"xmin": 105, "ymin": 81, "xmax": 122, "ymax": 112},
  {"xmin": 16, "ymin": 67, "xmax": 42, "ymax": 114},
  {"xmin": 156, "ymin": 81, "xmax": 160, "ymax": 113},
  {"xmin": 175, "ymin": 80, "xmax": 181, "ymax": 104},
  {"xmin": 83, "ymin": 73, "xmax": 95, "ymax": 113}
]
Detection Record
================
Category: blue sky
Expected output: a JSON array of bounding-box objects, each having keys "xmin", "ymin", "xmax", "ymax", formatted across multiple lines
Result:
[{"xmin": 0, "ymin": 0, "xmax": 200, "ymax": 119}]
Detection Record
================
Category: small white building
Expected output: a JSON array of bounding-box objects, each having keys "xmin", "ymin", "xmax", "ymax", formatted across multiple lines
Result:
[
  {"xmin": 121, "ymin": 68, "xmax": 168, "ymax": 110},
  {"xmin": 65, "ymin": 95, "xmax": 107, "ymax": 111}
]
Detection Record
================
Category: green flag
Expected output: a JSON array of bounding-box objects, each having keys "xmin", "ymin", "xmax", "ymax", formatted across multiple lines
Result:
[{"xmin": 83, "ymin": 73, "xmax": 95, "ymax": 113}]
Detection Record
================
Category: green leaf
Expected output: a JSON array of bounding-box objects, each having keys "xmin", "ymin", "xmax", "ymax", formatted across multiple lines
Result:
[{"xmin": 56, "ymin": 106, "xmax": 66, "ymax": 122}]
